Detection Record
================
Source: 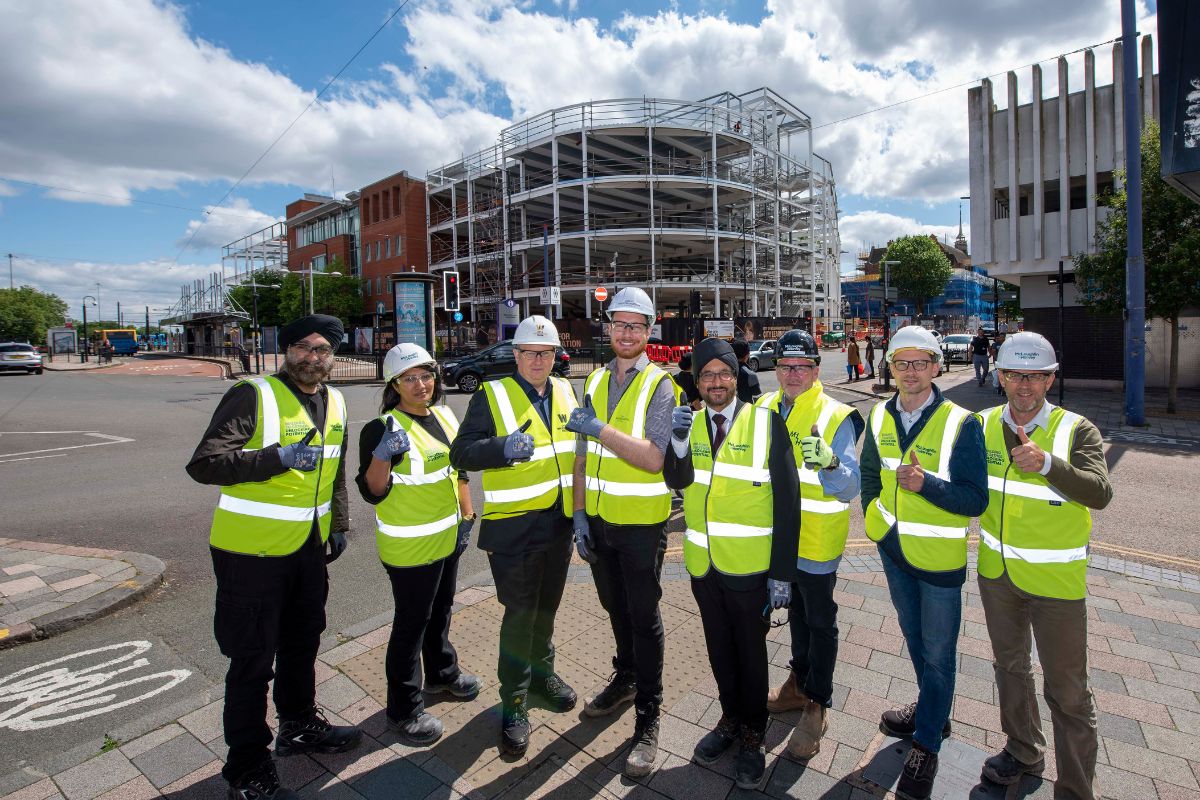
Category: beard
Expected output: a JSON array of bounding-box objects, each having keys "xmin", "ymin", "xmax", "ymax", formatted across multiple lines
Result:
[{"xmin": 285, "ymin": 354, "xmax": 332, "ymax": 386}]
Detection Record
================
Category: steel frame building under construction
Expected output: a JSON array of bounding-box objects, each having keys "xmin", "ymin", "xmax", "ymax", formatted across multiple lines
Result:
[{"xmin": 426, "ymin": 88, "xmax": 840, "ymax": 328}]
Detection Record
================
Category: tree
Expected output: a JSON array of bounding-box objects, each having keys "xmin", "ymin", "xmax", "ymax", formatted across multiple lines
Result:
[
  {"xmin": 0, "ymin": 286, "xmax": 68, "ymax": 344},
  {"xmin": 883, "ymin": 235, "xmax": 953, "ymax": 316},
  {"xmin": 1074, "ymin": 118, "xmax": 1200, "ymax": 414},
  {"xmin": 276, "ymin": 259, "xmax": 364, "ymax": 323},
  {"xmin": 227, "ymin": 269, "xmax": 288, "ymax": 329}
]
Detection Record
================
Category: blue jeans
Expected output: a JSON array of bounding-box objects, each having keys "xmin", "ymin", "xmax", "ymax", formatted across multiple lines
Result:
[
  {"xmin": 879, "ymin": 548, "xmax": 961, "ymax": 753},
  {"xmin": 973, "ymin": 354, "xmax": 990, "ymax": 382}
]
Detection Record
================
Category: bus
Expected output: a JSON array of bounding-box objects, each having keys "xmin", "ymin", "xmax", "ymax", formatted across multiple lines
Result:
[{"xmin": 100, "ymin": 329, "xmax": 140, "ymax": 355}]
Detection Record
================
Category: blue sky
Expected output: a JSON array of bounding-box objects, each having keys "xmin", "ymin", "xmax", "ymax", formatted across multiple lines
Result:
[{"xmin": 0, "ymin": 0, "xmax": 1154, "ymax": 318}]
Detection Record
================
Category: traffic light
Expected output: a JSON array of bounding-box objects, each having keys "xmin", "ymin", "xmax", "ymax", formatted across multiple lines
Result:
[{"xmin": 443, "ymin": 271, "xmax": 460, "ymax": 311}]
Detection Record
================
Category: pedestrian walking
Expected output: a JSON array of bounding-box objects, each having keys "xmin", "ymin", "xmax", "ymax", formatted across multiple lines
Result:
[
  {"xmin": 663, "ymin": 338, "xmax": 800, "ymax": 790},
  {"xmin": 566, "ymin": 287, "xmax": 681, "ymax": 777},
  {"xmin": 449, "ymin": 315, "xmax": 579, "ymax": 756},
  {"xmin": 860, "ymin": 325, "xmax": 988, "ymax": 800},
  {"xmin": 186, "ymin": 314, "xmax": 362, "ymax": 800},
  {"xmin": 976, "ymin": 332, "xmax": 1113, "ymax": 799},
  {"xmin": 731, "ymin": 339, "xmax": 761, "ymax": 402},
  {"xmin": 356, "ymin": 343, "xmax": 481, "ymax": 747},
  {"xmin": 864, "ymin": 337, "xmax": 876, "ymax": 379},
  {"xmin": 757, "ymin": 330, "xmax": 864, "ymax": 760},
  {"xmin": 971, "ymin": 326, "xmax": 990, "ymax": 386},
  {"xmin": 845, "ymin": 337, "xmax": 861, "ymax": 382}
]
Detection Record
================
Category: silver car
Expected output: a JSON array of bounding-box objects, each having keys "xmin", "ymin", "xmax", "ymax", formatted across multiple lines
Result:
[
  {"xmin": 0, "ymin": 342, "xmax": 44, "ymax": 375},
  {"xmin": 941, "ymin": 334, "xmax": 972, "ymax": 364},
  {"xmin": 746, "ymin": 340, "xmax": 777, "ymax": 372}
]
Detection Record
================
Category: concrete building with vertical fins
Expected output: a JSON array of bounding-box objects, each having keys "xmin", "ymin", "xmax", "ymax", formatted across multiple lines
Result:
[{"xmin": 425, "ymin": 89, "xmax": 841, "ymax": 334}]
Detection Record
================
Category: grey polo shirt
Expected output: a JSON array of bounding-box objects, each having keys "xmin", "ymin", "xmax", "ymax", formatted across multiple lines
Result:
[{"xmin": 576, "ymin": 353, "xmax": 675, "ymax": 456}]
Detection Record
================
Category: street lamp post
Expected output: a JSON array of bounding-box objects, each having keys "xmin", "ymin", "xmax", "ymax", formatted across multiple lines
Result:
[
  {"xmin": 879, "ymin": 260, "xmax": 900, "ymax": 390},
  {"xmin": 295, "ymin": 268, "xmax": 342, "ymax": 316},
  {"xmin": 81, "ymin": 295, "xmax": 97, "ymax": 362}
]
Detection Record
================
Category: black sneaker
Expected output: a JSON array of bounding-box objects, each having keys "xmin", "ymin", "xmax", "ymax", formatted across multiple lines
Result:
[
  {"xmin": 501, "ymin": 695, "xmax": 530, "ymax": 756},
  {"xmin": 896, "ymin": 741, "xmax": 939, "ymax": 800},
  {"xmin": 227, "ymin": 759, "xmax": 299, "ymax": 800},
  {"xmin": 879, "ymin": 703, "xmax": 951, "ymax": 740},
  {"xmin": 693, "ymin": 715, "xmax": 739, "ymax": 765},
  {"xmin": 733, "ymin": 727, "xmax": 766, "ymax": 790},
  {"xmin": 624, "ymin": 704, "xmax": 660, "ymax": 778},
  {"xmin": 531, "ymin": 673, "xmax": 577, "ymax": 712},
  {"xmin": 275, "ymin": 707, "xmax": 362, "ymax": 757},
  {"xmin": 424, "ymin": 672, "xmax": 482, "ymax": 700},
  {"xmin": 386, "ymin": 710, "xmax": 444, "ymax": 746},
  {"xmin": 584, "ymin": 671, "xmax": 636, "ymax": 718},
  {"xmin": 981, "ymin": 749, "xmax": 1045, "ymax": 786}
]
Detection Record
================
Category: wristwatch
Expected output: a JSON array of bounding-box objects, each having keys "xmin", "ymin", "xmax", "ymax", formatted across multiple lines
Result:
[{"xmin": 823, "ymin": 454, "xmax": 841, "ymax": 472}]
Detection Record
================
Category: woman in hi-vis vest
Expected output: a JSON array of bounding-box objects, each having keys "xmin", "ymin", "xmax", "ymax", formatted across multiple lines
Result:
[{"xmin": 356, "ymin": 343, "xmax": 480, "ymax": 746}]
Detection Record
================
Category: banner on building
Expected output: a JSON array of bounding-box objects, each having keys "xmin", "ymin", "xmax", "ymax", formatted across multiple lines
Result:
[{"xmin": 1159, "ymin": 0, "xmax": 1200, "ymax": 204}]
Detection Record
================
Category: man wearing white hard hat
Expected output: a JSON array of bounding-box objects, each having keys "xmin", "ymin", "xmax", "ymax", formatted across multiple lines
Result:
[
  {"xmin": 860, "ymin": 325, "xmax": 988, "ymax": 800},
  {"xmin": 975, "ymin": 332, "xmax": 1112, "ymax": 799},
  {"xmin": 565, "ymin": 286, "xmax": 681, "ymax": 777},
  {"xmin": 355, "ymin": 343, "xmax": 480, "ymax": 748},
  {"xmin": 449, "ymin": 315, "xmax": 580, "ymax": 757}
]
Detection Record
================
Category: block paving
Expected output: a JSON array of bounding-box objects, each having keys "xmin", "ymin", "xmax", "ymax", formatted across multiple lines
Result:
[{"xmin": 4, "ymin": 553, "xmax": 1198, "ymax": 800}]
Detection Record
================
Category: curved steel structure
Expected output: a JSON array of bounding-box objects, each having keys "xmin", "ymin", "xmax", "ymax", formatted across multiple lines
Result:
[{"xmin": 426, "ymin": 88, "xmax": 840, "ymax": 325}]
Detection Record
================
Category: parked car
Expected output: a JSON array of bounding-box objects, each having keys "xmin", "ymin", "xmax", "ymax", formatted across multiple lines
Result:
[
  {"xmin": 441, "ymin": 340, "xmax": 570, "ymax": 393},
  {"xmin": 941, "ymin": 334, "xmax": 972, "ymax": 364},
  {"xmin": 0, "ymin": 342, "xmax": 44, "ymax": 375},
  {"xmin": 746, "ymin": 340, "xmax": 777, "ymax": 372}
]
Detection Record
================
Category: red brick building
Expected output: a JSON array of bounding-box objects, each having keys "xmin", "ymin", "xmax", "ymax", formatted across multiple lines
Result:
[{"xmin": 358, "ymin": 171, "xmax": 428, "ymax": 314}]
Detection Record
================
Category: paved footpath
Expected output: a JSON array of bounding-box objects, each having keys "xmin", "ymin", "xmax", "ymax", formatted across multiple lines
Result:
[
  {"xmin": 3, "ymin": 552, "xmax": 1198, "ymax": 800},
  {"xmin": 0, "ymin": 538, "xmax": 165, "ymax": 647}
]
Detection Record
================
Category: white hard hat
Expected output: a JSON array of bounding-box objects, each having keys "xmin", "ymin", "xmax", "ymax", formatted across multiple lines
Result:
[
  {"xmin": 886, "ymin": 325, "xmax": 943, "ymax": 363},
  {"xmin": 512, "ymin": 315, "xmax": 562, "ymax": 347},
  {"xmin": 995, "ymin": 331, "xmax": 1059, "ymax": 372},
  {"xmin": 383, "ymin": 343, "xmax": 436, "ymax": 382},
  {"xmin": 606, "ymin": 287, "xmax": 655, "ymax": 323}
]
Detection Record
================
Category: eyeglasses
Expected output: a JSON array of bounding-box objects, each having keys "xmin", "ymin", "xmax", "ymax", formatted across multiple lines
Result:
[
  {"xmin": 1001, "ymin": 371, "xmax": 1052, "ymax": 385},
  {"xmin": 776, "ymin": 364, "xmax": 815, "ymax": 375},
  {"xmin": 891, "ymin": 359, "xmax": 934, "ymax": 372},
  {"xmin": 396, "ymin": 372, "xmax": 436, "ymax": 386},
  {"xmin": 698, "ymin": 370, "xmax": 737, "ymax": 383},
  {"xmin": 609, "ymin": 321, "xmax": 649, "ymax": 335},
  {"xmin": 516, "ymin": 348, "xmax": 556, "ymax": 361},
  {"xmin": 290, "ymin": 343, "xmax": 334, "ymax": 357}
]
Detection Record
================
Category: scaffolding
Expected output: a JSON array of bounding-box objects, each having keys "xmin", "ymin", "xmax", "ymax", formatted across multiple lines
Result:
[{"xmin": 426, "ymin": 88, "xmax": 841, "ymax": 324}]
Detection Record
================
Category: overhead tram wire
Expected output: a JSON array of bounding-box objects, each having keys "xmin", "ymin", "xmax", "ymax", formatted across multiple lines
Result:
[
  {"xmin": 811, "ymin": 34, "xmax": 1121, "ymax": 131},
  {"xmin": 171, "ymin": 0, "xmax": 415, "ymax": 266}
]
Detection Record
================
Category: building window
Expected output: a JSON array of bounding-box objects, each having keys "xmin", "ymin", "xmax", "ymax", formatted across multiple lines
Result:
[
  {"xmin": 376, "ymin": 276, "xmax": 383, "ymax": 296},
  {"xmin": 364, "ymin": 245, "xmax": 371, "ymax": 263},
  {"xmin": 394, "ymin": 235, "xmax": 402, "ymax": 256},
  {"xmin": 993, "ymin": 189, "xmax": 1010, "ymax": 220},
  {"xmin": 385, "ymin": 237, "xmax": 391, "ymax": 259},
  {"xmin": 393, "ymin": 186, "xmax": 401, "ymax": 217},
  {"xmin": 1044, "ymin": 180, "xmax": 1061, "ymax": 214}
]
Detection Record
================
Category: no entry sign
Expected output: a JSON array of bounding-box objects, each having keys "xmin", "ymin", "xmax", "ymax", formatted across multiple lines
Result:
[{"xmin": 594, "ymin": 286, "xmax": 608, "ymax": 302}]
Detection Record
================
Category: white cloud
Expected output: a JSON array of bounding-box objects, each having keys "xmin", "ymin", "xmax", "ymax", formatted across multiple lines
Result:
[
  {"xmin": 13, "ymin": 256, "xmax": 220, "ymax": 317},
  {"xmin": 178, "ymin": 198, "xmax": 283, "ymax": 251},
  {"xmin": 838, "ymin": 210, "xmax": 967, "ymax": 272}
]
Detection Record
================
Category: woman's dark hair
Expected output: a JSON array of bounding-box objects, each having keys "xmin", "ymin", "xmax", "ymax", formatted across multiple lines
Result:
[{"xmin": 380, "ymin": 368, "xmax": 442, "ymax": 414}]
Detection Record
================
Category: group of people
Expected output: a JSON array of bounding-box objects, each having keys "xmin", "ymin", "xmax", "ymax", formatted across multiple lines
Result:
[{"xmin": 190, "ymin": 295, "xmax": 1112, "ymax": 800}]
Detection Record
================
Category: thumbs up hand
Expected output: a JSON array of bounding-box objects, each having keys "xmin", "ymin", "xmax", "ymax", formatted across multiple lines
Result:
[
  {"xmin": 565, "ymin": 394, "xmax": 606, "ymax": 439},
  {"xmin": 1009, "ymin": 425, "xmax": 1047, "ymax": 473},
  {"xmin": 800, "ymin": 423, "xmax": 834, "ymax": 470},
  {"xmin": 279, "ymin": 428, "xmax": 322, "ymax": 471},
  {"xmin": 897, "ymin": 449, "xmax": 926, "ymax": 492},
  {"xmin": 503, "ymin": 419, "xmax": 536, "ymax": 462}
]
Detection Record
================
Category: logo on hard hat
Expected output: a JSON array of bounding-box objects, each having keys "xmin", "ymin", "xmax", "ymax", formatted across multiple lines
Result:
[
  {"xmin": 1014, "ymin": 351, "xmax": 1038, "ymax": 360},
  {"xmin": 536, "ymin": 324, "xmax": 546, "ymax": 336}
]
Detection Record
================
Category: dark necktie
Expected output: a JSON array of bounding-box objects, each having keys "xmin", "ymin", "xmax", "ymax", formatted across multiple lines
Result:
[{"xmin": 712, "ymin": 413, "xmax": 727, "ymax": 452}]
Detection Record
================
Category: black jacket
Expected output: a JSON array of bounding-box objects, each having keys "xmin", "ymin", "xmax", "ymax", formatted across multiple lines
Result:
[{"xmin": 663, "ymin": 402, "xmax": 799, "ymax": 590}]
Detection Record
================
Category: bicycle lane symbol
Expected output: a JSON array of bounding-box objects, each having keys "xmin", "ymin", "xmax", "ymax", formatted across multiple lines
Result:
[{"xmin": 0, "ymin": 640, "xmax": 192, "ymax": 731}]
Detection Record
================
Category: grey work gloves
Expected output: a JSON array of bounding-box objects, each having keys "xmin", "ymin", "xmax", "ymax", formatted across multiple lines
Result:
[
  {"xmin": 566, "ymin": 396, "xmax": 606, "ymax": 439},
  {"xmin": 503, "ymin": 420, "xmax": 535, "ymax": 461},
  {"xmin": 671, "ymin": 405, "xmax": 694, "ymax": 440},
  {"xmin": 800, "ymin": 425, "xmax": 834, "ymax": 470},
  {"xmin": 326, "ymin": 530, "xmax": 348, "ymax": 563},
  {"xmin": 768, "ymin": 579, "xmax": 792, "ymax": 610},
  {"xmin": 278, "ymin": 428, "xmax": 321, "ymax": 471},
  {"xmin": 572, "ymin": 510, "xmax": 597, "ymax": 564},
  {"xmin": 373, "ymin": 417, "xmax": 410, "ymax": 462},
  {"xmin": 455, "ymin": 516, "xmax": 474, "ymax": 557}
]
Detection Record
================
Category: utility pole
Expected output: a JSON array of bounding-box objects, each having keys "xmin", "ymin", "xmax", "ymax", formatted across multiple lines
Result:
[
  {"xmin": 117, "ymin": 301, "xmax": 122, "ymax": 329},
  {"xmin": 1058, "ymin": 259, "xmax": 1066, "ymax": 408},
  {"xmin": 880, "ymin": 260, "xmax": 900, "ymax": 391},
  {"xmin": 145, "ymin": 306, "xmax": 150, "ymax": 349},
  {"xmin": 6, "ymin": 253, "xmax": 12, "ymax": 290},
  {"xmin": 1121, "ymin": 0, "xmax": 1145, "ymax": 426}
]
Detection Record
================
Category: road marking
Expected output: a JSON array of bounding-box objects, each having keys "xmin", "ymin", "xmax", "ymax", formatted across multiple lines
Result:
[
  {"xmin": 0, "ymin": 454, "xmax": 67, "ymax": 465},
  {"xmin": 0, "ymin": 640, "xmax": 191, "ymax": 731},
  {"xmin": 0, "ymin": 432, "xmax": 135, "ymax": 459},
  {"xmin": 1102, "ymin": 430, "xmax": 1199, "ymax": 449}
]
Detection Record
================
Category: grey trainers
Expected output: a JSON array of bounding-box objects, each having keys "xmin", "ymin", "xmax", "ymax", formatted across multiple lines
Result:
[
  {"xmin": 624, "ymin": 704, "xmax": 660, "ymax": 778},
  {"xmin": 584, "ymin": 670, "xmax": 637, "ymax": 717},
  {"xmin": 424, "ymin": 672, "xmax": 481, "ymax": 700},
  {"xmin": 386, "ymin": 711, "xmax": 443, "ymax": 746},
  {"xmin": 981, "ymin": 750, "xmax": 1045, "ymax": 786}
]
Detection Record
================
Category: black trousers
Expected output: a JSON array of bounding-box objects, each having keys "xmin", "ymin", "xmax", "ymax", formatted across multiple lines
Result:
[
  {"xmin": 589, "ymin": 517, "xmax": 668, "ymax": 709},
  {"xmin": 384, "ymin": 552, "xmax": 462, "ymax": 721},
  {"xmin": 211, "ymin": 534, "xmax": 327, "ymax": 782},
  {"xmin": 691, "ymin": 572, "xmax": 770, "ymax": 735},
  {"xmin": 488, "ymin": 531, "xmax": 572, "ymax": 699},
  {"xmin": 787, "ymin": 570, "xmax": 840, "ymax": 708}
]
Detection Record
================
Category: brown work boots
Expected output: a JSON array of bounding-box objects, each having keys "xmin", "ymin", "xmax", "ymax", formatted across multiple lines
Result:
[{"xmin": 767, "ymin": 674, "xmax": 828, "ymax": 760}]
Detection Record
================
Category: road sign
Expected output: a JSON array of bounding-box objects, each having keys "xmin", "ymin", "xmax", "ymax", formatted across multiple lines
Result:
[
  {"xmin": 867, "ymin": 287, "xmax": 898, "ymax": 301},
  {"xmin": 504, "ymin": 298, "xmax": 516, "ymax": 308},
  {"xmin": 453, "ymin": 311, "xmax": 463, "ymax": 322},
  {"xmin": 376, "ymin": 301, "xmax": 385, "ymax": 315},
  {"xmin": 594, "ymin": 286, "xmax": 609, "ymax": 302},
  {"xmin": 539, "ymin": 287, "xmax": 562, "ymax": 306}
]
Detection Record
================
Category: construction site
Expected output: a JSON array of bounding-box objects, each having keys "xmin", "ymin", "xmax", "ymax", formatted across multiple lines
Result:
[{"xmin": 425, "ymin": 88, "xmax": 841, "ymax": 336}]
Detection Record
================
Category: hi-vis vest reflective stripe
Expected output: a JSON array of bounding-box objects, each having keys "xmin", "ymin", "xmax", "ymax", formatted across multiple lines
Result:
[
  {"xmin": 683, "ymin": 405, "xmax": 774, "ymax": 578},
  {"xmin": 977, "ymin": 405, "xmax": 1092, "ymax": 600},
  {"xmin": 481, "ymin": 376, "xmax": 578, "ymax": 520},
  {"xmin": 756, "ymin": 383, "xmax": 855, "ymax": 563},
  {"xmin": 210, "ymin": 376, "xmax": 346, "ymax": 556},
  {"xmin": 374, "ymin": 405, "xmax": 462, "ymax": 568},
  {"xmin": 864, "ymin": 400, "xmax": 972, "ymax": 572},
  {"xmin": 582, "ymin": 364, "xmax": 681, "ymax": 525}
]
